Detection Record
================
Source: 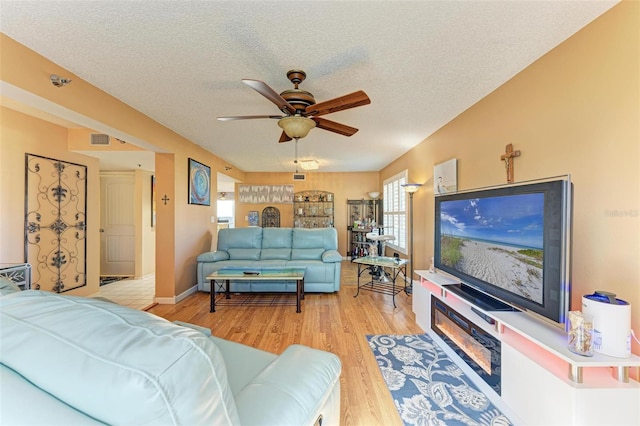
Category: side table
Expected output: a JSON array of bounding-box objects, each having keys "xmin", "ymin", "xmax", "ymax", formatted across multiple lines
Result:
[{"xmin": 353, "ymin": 256, "xmax": 409, "ymax": 307}]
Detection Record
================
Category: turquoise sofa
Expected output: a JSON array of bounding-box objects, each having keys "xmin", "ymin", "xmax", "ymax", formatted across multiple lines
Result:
[
  {"xmin": 196, "ymin": 227, "xmax": 342, "ymax": 293},
  {"xmin": 0, "ymin": 290, "xmax": 342, "ymax": 425}
]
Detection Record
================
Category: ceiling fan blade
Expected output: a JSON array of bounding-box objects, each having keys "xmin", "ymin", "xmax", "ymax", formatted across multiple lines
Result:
[
  {"xmin": 313, "ymin": 117, "xmax": 359, "ymax": 136},
  {"xmin": 242, "ymin": 79, "xmax": 297, "ymax": 115},
  {"xmin": 279, "ymin": 131, "xmax": 292, "ymax": 143},
  {"xmin": 305, "ymin": 90, "xmax": 370, "ymax": 117},
  {"xmin": 217, "ymin": 115, "xmax": 282, "ymax": 121}
]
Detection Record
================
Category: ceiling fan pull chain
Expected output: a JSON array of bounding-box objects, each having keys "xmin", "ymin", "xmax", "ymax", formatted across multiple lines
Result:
[{"xmin": 294, "ymin": 138, "xmax": 299, "ymax": 173}]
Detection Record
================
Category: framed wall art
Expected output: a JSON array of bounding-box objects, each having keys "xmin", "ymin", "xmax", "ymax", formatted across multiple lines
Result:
[
  {"xmin": 238, "ymin": 184, "xmax": 294, "ymax": 204},
  {"xmin": 434, "ymin": 159, "xmax": 458, "ymax": 195},
  {"xmin": 188, "ymin": 158, "xmax": 211, "ymax": 206},
  {"xmin": 248, "ymin": 210, "xmax": 259, "ymax": 226}
]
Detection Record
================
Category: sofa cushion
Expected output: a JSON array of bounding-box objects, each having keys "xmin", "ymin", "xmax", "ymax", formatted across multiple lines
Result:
[
  {"xmin": 291, "ymin": 247, "xmax": 325, "ymax": 260},
  {"xmin": 260, "ymin": 248, "xmax": 291, "ymax": 260},
  {"xmin": 287, "ymin": 260, "xmax": 334, "ymax": 284},
  {"xmin": 235, "ymin": 344, "xmax": 341, "ymax": 426},
  {"xmin": 322, "ymin": 250, "xmax": 343, "ymax": 263},
  {"xmin": 291, "ymin": 228, "xmax": 338, "ymax": 261},
  {"xmin": 262, "ymin": 228, "xmax": 293, "ymax": 248},
  {"xmin": 1, "ymin": 365, "xmax": 104, "ymax": 424},
  {"xmin": 218, "ymin": 227, "xmax": 262, "ymax": 260},
  {"xmin": 197, "ymin": 250, "xmax": 230, "ymax": 262},
  {"xmin": 0, "ymin": 291, "xmax": 240, "ymax": 425},
  {"xmin": 292, "ymin": 227, "xmax": 338, "ymax": 250},
  {"xmin": 218, "ymin": 227, "xmax": 262, "ymax": 250},
  {"xmin": 209, "ymin": 336, "xmax": 277, "ymax": 396},
  {"xmin": 228, "ymin": 248, "xmax": 261, "ymax": 260},
  {"xmin": 260, "ymin": 228, "xmax": 292, "ymax": 260}
]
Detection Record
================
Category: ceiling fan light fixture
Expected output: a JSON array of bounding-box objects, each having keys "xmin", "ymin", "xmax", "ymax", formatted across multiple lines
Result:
[
  {"xmin": 300, "ymin": 160, "xmax": 319, "ymax": 170},
  {"xmin": 278, "ymin": 115, "xmax": 315, "ymax": 139}
]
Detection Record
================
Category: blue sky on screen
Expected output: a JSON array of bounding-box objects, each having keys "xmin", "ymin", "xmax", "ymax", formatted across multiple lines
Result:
[{"xmin": 440, "ymin": 193, "xmax": 544, "ymax": 248}]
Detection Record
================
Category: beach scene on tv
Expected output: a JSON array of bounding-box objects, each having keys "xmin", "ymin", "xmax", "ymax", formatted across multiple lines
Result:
[{"xmin": 439, "ymin": 193, "xmax": 544, "ymax": 304}]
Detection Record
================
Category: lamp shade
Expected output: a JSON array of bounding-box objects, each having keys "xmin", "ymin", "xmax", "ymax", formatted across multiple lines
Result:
[
  {"xmin": 401, "ymin": 183, "xmax": 422, "ymax": 193},
  {"xmin": 278, "ymin": 116, "xmax": 316, "ymax": 139},
  {"xmin": 368, "ymin": 192, "xmax": 380, "ymax": 199}
]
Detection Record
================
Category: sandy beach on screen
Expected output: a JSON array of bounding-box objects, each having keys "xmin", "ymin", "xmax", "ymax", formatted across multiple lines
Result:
[{"xmin": 457, "ymin": 239, "xmax": 543, "ymax": 304}]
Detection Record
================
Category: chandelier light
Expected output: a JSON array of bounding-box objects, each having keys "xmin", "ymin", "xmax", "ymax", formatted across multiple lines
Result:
[
  {"xmin": 300, "ymin": 160, "xmax": 319, "ymax": 170},
  {"xmin": 278, "ymin": 115, "xmax": 316, "ymax": 139}
]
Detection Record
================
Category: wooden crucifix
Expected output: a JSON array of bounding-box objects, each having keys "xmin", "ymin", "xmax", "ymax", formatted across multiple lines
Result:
[{"xmin": 500, "ymin": 144, "xmax": 521, "ymax": 183}]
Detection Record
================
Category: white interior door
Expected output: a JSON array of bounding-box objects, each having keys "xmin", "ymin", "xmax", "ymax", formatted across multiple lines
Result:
[{"xmin": 100, "ymin": 173, "xmax": 135, "ymax": 276}]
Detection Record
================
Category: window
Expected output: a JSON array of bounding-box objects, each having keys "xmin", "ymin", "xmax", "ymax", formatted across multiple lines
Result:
[{"xmin": 383, "ymin": 170, "xmax": 408, "ymax": 254}]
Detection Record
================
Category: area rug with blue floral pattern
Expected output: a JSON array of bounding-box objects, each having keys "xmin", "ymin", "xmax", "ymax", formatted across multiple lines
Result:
[{"xmin": 367, "ymin": 334, "xmax": 512, "ymax": 426}]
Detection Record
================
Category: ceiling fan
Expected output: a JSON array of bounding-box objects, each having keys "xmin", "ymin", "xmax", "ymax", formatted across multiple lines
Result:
[{"xmin": 217, "ymin": 70, "xmax": 370, "ymax": 142}]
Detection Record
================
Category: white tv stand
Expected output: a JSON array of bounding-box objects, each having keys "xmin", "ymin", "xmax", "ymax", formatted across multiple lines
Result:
[{"xmin": 414, "ymin": 270, "xmax": 640, "ymax": 426}]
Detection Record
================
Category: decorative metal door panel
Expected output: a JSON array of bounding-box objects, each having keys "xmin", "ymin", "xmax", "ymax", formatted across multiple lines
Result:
[
  {"xmin": 262, "ymin": 206, "xmax": 280, "ymax": 227},
  {"xmin": 25, "ymin": 154, "xmax": 87, "ymax": 292}
]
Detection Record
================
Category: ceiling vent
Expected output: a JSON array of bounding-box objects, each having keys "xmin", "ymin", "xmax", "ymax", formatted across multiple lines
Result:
[
  {"xmin": 293, "ymin": 173, "xmax": 306, "ymax": 181},
  {"xmin": 90, "ymin": 134, "xmax": 110, "ymax": 146}
]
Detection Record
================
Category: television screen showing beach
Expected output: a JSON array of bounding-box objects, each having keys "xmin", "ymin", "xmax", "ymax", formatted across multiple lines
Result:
[{"xmin": 439, "ymin": 193, "xmax": 544, "ymax": 304}]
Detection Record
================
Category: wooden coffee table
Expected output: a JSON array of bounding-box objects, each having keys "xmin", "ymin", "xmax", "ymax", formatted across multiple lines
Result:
[{"xmin": 206, "ymin": 267, "xmax": 306, "ymax": 313}]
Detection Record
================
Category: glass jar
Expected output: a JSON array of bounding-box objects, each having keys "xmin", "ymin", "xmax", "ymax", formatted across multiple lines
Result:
[{"xmin": 567, "ymin": 311, "xmax": 594, "ymax": 357}]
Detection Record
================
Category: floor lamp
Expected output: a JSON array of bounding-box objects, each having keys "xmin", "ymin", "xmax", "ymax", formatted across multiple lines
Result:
[{"xmin": 402, "ymin": 183, "xmax": 422, "ymax": 295}]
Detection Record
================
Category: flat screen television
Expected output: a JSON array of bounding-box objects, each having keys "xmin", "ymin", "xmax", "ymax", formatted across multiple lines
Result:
[{"xmin": 434, "ymin": 177, "xmax": 573, "ymax": 325}]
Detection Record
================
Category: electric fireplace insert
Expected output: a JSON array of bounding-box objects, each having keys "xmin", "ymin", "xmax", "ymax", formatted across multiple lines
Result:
[{"xmin": 431, "ymin": 295, "xmax": 502, "ymax": 394}]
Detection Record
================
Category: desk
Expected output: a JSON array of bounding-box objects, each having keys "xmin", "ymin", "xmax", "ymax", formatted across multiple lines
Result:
[
  {"xmin": 206, "ymin": 267, "xmax": 306, "ymax": 313},
  {"xmin": 353, "ymin": 256, "xmax": 409, "ymax": 307}
]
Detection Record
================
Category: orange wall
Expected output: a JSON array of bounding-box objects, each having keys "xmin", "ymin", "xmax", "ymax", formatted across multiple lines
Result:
[
  {"xmin": 234, "ymin": 172, "xmax": 379, "ymax": 255},
  {"xmin": 67, "ymin": 128, "xmax": 146, "ymax": 152},
  {"xmin": 0, "ymin": 33, "xmax": 245, "ymax": 298},
  {"xmin": 0, "ymin": 109, "xmax": 157, "ymax": 291},
  {"xmin": 381, "ymin": 2, "xmax": 639, "ymax": 350},
  {"xmin": 1, "ymin": 3, "xmax": 637, "ymax": 352},
  {"xmin": 0, "ymin": 107, "xmax": 101, "ymax": 296}
]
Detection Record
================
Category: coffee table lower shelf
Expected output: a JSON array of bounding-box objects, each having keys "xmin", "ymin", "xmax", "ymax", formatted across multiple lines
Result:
[{"xmin": 206, "ymin": 267, "xmax": 306, "ymax": 313}]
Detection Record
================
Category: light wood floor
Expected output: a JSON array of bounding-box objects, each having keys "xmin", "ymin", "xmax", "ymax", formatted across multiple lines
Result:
[{"xmin": 147, "ymin": 261, "xmax": 424, "ymax": 426}]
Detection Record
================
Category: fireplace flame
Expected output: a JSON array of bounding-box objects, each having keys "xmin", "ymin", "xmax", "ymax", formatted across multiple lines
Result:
[{"xmin": 435, "ymin": 312, "xmax": 492, "ymax": 374}]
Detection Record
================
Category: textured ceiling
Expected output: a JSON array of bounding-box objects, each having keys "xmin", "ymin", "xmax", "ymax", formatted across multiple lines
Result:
[{"xmin": 0, "ymin": 1, "xmax": 617, "ymax": 173}]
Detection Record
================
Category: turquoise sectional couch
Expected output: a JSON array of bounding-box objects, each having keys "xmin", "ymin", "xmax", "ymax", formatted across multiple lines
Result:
[
  {"xmin": 196, "ymin": 227, "xmax": 342, "ymax": 293},
  {"xmin": 0, "ymin": 290, "xmax": 342, "ymax": 425}
]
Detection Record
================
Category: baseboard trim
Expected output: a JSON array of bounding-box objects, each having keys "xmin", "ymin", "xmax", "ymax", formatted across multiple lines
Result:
[
  {"xmin": 142, "ymin": 302, "xmax": 158, "ymax": 311},
  {"xmin": 154, "ymin": 284, "xmax": 198, "ymax": 305}
]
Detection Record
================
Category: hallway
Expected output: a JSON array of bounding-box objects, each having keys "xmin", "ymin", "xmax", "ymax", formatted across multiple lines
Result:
[{"xmin": 93, "ymin": 276, "xmax": 155, "ymax": 310}]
